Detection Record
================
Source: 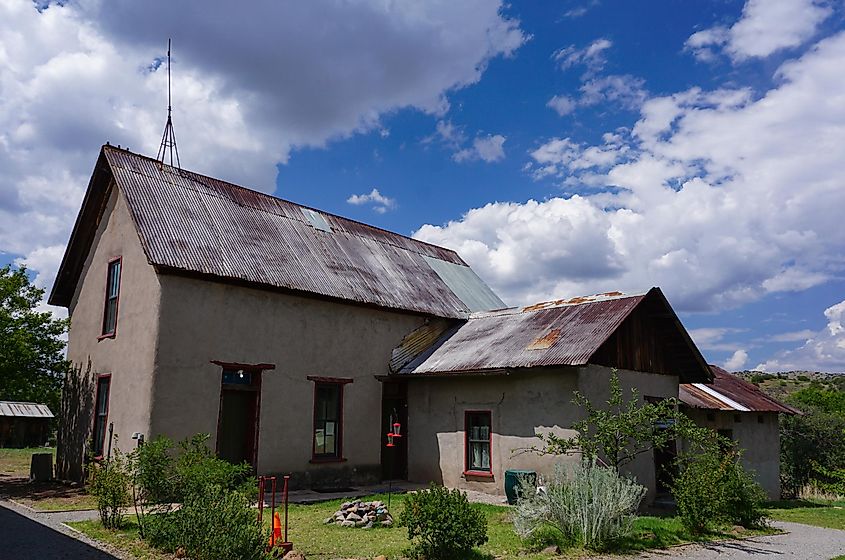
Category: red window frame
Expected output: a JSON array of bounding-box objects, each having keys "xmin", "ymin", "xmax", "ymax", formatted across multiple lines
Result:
[
  {"xmin": 99, "ymin": 256, "xmax": 122, "ymax": 339},
  {"xmin": 308, "ymin": 376, "xmax": 353, "ymax": 463},
  {"xmin": 464, "ymin": 410, "xmax": 493, "ymax": 477},
  {"xmin": 91, "ymin": 373, "xmax": 111, "ymax": 459}
]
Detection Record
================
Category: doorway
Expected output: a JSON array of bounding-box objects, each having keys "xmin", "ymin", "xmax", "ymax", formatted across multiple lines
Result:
[
  {"xmin": 217, "ymin": 368, "xmax": 261, "ymax": 468},
  {"xmin": 381, "ymin": 380, "xmax": 408, "ymax": 480}
]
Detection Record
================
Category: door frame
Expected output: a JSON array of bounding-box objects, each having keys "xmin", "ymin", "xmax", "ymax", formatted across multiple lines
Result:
[{"xmin": 214, "ymin": 362, "xmax": 273, "ymax": 469}]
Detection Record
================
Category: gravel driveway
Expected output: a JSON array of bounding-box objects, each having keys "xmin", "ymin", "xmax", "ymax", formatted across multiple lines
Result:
[{"xmin": 619, "ymin": 521, "xmax": 845, "ymax": 560}]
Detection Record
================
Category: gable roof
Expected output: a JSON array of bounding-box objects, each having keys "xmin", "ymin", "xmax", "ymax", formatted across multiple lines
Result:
[
  {"xmin": 0, "ymin": 401, "xmax": 54, "ymax": 418},
  {"xmin": 680, "ymin": 366, "xmax": 799, "ymax": 414},
  {"xmin": 49, "ymin": 146, "xmax": 505, "ymax": 318},
  {"xmin": 394, "ymin": 288, "xmax": 713, "ymax": 383}
]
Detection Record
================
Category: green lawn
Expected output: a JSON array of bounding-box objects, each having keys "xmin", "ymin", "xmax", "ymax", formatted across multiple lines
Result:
[
  {"xmin": 0, "ymin": 447, "xmax": 54, "ymax": 478},
  {"xmin": 67, "ymin": 518, "xmax": 171, "ymax": 560},
  {"xmin": 766, "ymin": 499, "xmax": 845, "ymax": 531},
  {"xmin": 69, "ymin": 493, "xmax": 775, "ymax": 560}
]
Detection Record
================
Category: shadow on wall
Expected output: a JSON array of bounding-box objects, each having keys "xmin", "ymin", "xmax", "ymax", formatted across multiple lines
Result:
[{"xmin": 56, "ymin": 360, "xmax": 95, "ymax": 482}]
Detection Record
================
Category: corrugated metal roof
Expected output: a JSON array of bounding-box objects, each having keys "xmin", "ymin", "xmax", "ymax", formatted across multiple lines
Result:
[
  {"xmin": 399, "ymin": 291, "xmax": 647, "ymax": 374},
  {"xmin": 0, "ymin": 401, "xmax": 54, "ymax": 418},
  {"xmin": 679, "ymin": 366, "xmax": 799, "ymax": 414},
  {"xmin": 423, "ymin": 256, "xmax": 506, "ymax": 313},
  {"xmin": 52, "ymin": 146, "xmax": 505, "ymax": 318},
  {"xmin": 389, "ymin": 319, "xmax": 459, "ymax": 373}
]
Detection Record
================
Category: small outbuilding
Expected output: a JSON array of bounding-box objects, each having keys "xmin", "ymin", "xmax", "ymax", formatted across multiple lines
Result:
[
  {"xmin": 0, "ymin": 401, "xmax": 54, "ymax": 448},
  {"xmin": 679, "ymin": 366, "xmax": 799, "ymax": 499}
]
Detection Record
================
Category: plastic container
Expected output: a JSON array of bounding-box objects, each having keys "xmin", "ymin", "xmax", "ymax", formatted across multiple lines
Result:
[{"xmin": 504, "ymin": 469, "xmax": 537, "ymax": 505}]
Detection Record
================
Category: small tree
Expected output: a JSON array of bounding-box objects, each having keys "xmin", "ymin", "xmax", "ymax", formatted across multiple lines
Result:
[
  {"xmin": 535, "ymin": 370, "xmax": 705, "ymax": 469},
  {"xmin": 89, "ymin": 447, "xmax": 131, "ymax": 529},
  {"xmin": 0, "ymin": 265, "xmax": 69, "ymax": 418}
]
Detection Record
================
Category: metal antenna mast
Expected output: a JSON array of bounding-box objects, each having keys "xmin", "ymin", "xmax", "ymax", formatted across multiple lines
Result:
[{"xmin": 156, "ymin": 39, "xmax": 181, "ymax": 168}]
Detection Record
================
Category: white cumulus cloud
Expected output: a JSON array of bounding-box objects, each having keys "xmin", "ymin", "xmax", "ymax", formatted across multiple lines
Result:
[
  {"xmin": 724, "ymin": 349, "xmax": 749, "ymax": 371},
  {"xmin": 0, "ymin": 0, "xmax": 526, "ymax": 297},
  {"xmin": 758, "ymin": 300, "xmax": 845, "ymax": 372},
  {"xmin": 454, "ymin": 134, "xmax": 507, "ymax": 163},
  {"xmin": 686, "ymin": 0, "xmax": 832, "ymax": 62},
  {"xmin": 346, "ymin": 188, "xmax": 397, "ymax": 214},
  {"xmin": 417, "ymin": 32, "xmax": 845, "ymax": 317}
]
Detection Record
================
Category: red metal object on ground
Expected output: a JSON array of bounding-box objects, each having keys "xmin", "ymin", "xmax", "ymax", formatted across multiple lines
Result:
[{"xmin": 258, "ymin": 475, "xmax": 293, "ymax": 554}]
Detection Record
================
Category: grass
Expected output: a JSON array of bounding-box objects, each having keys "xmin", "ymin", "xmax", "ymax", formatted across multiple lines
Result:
[
  {"xmin": 66, "ymin": 518, "xmax": 171, "ymax": 560},
  {"xmin": 766, "ymin": 498, "xmax": 845, "ymax": 531},
  {"xmin": 0, "ymin": 446, "xmax": 54, "ymax": 478},
  {"xmin": 0, "ymin": 446, "xmax": 96, "ymax": 511},
  {"xmin": 69, "ymin": 492, "xmax": 776, "ymax": 560}
]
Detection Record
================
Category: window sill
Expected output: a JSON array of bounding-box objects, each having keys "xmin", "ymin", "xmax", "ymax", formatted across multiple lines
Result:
[
  {"xmin": 463, "ymin": 470, "xmax": 494, "ymax": 479},
  {"xmin": 97, "ymin": 333, "xmax": 116, "ymax": 341},
  {"xmin": 310, "ymin": 457, "xmax": 347, "ymax": 464}
]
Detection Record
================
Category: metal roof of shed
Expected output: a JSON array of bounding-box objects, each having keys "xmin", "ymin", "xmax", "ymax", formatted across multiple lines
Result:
[
  {"xmin": 49, "ymin": 146, "xmax": 505, "ymax": 318},
  {"xmin": 0, "ymin": 401, "xmax": 54, "ymax": 418},
  {"xmin": 395, "ymin": 288, "xmax": 712, "ymax": 382},
  {"xmin": 679, "ymin": 366, "xmax": 799, "ymax": 414}
]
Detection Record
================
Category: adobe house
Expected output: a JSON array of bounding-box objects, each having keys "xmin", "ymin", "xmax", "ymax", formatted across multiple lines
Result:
[
  {"xmin": 50, "ymin": 146, "xmax": 712, "ymax": 500},
  {"xmin": 680, "ymin": 366, "xmax": 799, "ymax": 499}
]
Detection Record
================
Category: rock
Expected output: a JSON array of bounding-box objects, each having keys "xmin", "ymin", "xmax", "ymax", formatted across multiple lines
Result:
[
  {"xmin": 373, "ymin": 556, "xmax": 387, "ymax": 560},
  {"xmin": 323, "ymin": 517, "xmax": 335, "ymax": 524},
  {"xmin": 282, "ymin": 552, "xmax": 306, "ymax": 560},
  {"xmin": 175, "ymin": 547, "xmax": 186, "ymax": 558},
  {"xmin": 341, "ymin": 520, "xmax": 356, "ymax": 527},
  {"xmin": 346, "ymin": 512, "xmax": 362, "ymax": 522},
  {"xmin": 355, "ymin": 519, "xmax": 368, "ymax": 527},
  {"xmin": 362, "ymin": 520, "xmax": 374, "ymax": 529},
  {"xmin": 380, "ymin": 519, "xmax": 393, "ymax": 527},
  {"xmin": 541, "ymin": 545, "xmax": 560, "ymax": 554}
]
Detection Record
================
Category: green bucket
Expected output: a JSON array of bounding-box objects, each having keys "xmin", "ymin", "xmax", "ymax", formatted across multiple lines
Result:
[{"xmin": 504, "ymin": 469, "xmax": 537, "ymax": 505}]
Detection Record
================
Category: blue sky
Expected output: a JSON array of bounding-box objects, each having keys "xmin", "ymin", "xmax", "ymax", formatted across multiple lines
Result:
[{"xmin": 1, "ymin": 0, "xmax": 844, "ymax": 372}]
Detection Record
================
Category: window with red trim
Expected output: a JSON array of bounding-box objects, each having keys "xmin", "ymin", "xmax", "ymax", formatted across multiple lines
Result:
[
  {"xmin": 92, "ymin": 376, "xmax": 111, "ymax": 457},
  {"xmin": 465, "ymin": 411, "xmax": 492, "ymax": 473},
  {"xmin": 313, "ymin": 383, "xmax": 343, "ymax": 459},
  {"xmin": 101, "ymin": 258, "xmax": 122, "ymax": 336}
]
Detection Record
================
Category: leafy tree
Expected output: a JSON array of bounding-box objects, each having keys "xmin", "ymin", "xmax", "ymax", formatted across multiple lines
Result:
[
  {"xmin": 0, "ymin": 265, "xmax": 69, "ymax": 415},
  {"xmin": 536, "ymin": 370, "xmax": 709, "ymax": 470},
  {"xmin": 780, "ymin": 387, "xmax": 845, "ymax": 497}
]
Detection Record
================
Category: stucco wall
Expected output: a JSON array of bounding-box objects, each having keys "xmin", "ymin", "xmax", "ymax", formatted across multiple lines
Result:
[
  {"xmin": 684, "ymin": 408, "xmax": 781, "ymax": 499},
  {"xmin": 406, "ymin": 365, "xmax": 678, "ymax": 503},
  {"xmin": 151, "ymin": 274, "xmax": 427, "ymax": 487},
  {"xmin": 66, "ymin": 184, "xmax": 161, "ymax": 456}
]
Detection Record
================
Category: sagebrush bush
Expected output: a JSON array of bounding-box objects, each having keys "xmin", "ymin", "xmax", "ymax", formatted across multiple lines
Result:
[
  {"xmin": 146, "ymin": 484, "xmax": 269, "ymax": 560},
  {"xmin": 512, "ymin": 461, "xmax": 645, "ymax": 551},
  {"xmin": 88, "ymin": 450, "xmax": 131, "ymax": 529},
  {"xmin": 399, "ymin": 483, "xmax": 488, "ymax": 559},
  {"xmin": 673, "ymin": 448, "xmax": 766, "ymax": 533}
]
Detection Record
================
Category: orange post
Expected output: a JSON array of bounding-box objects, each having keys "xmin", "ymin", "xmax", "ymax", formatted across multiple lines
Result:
[{"xmin": 270, "ymin": 512, "xmax": 282, "ymax": 547}]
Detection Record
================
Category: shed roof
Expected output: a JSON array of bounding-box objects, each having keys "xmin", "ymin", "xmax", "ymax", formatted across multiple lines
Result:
[
  {"xmin": 679, "ymin": 366, "xmax": 799, "ymax": 414},
  {"xmin": 0, "ymin": 401, "xmax": 54, "ymax": 418},
  {"xmin": 49, "ymin": 146, "xmax": 505, "ymax": 318},
  {"xmin": 394, "ymin": 288, "xmax": 712, "ymax": 382}
]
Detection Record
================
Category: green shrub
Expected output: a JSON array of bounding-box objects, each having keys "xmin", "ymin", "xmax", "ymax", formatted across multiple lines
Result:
[
  {"xmin": 673, "ymin": 447, "xmax": 766, "ymax": 533},
  {"xmin": 146, "ymin": 484, "xmax": 269, "ymax": 560},
  {"xmin": 809, "ymin": 461, "xmax": 845, "ymax": 496},
  {"xmin": 173, "ymin": 434, "xmax": 253, "ymax": 500},
  {"xmin": 88, "ymin": 451, "xmax": 131, "ymax": 529},
  {"xmin": 133, "ymin": 435, "xmax": 175, "ymax": 504},
  {"xmin": 512, "ymin": 461, "xmax": 646, "ymax": 550},
  {"xmin": 399, "ymin": 483, "xmax": 488, "ymax": 559}
]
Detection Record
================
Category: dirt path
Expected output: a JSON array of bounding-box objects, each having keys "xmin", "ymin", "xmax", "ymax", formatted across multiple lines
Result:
[{"xmin": 615, "ymin": 521, "xmax": 845, "ymax": 560}]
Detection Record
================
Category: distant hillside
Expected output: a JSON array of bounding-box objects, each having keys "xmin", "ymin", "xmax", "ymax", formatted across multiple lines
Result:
[{"xmin": 733, "ymin": 370, "xmax": 845, "ymax": 403}]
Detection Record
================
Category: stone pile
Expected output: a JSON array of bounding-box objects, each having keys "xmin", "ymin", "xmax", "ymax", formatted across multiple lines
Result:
[{"xmin": 325, "ymin": 500, "xmax": 394, "ymax": 528}]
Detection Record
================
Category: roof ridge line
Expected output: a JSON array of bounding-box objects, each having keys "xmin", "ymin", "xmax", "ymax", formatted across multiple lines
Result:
[{"xmin": 104, "ymin": 145, "xmax": 465, "ymax": 262}]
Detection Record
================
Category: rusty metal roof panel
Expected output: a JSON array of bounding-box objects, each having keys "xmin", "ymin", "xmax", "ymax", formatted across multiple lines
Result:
[
  {"xmin": 399, "ymin": 292, "xmax": 646, "ymax": 374},
  {"xmin": 101, "ymin": 147, "xmax": 494, "ymax": 318},
  {"xmin": 679, "ymin": 366, "xmax": 799, "ymax": 414},
  {"xmin": 0, "ymin": 401, "xmax": 54, "ymax": 418}
]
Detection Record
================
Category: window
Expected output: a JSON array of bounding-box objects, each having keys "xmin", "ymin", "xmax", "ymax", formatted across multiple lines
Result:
[
  {"xmin": 313, "ymin": 383, "xmax": 343, "ymax": 459},
  {"xmin": 465, "ymin": 411, "xmax": 492, "ymax": 474},
  {"xmin": 101, "ymin": 258, "xmax": 122, "ymax": 336},
  {"xmin": 92, "ymin": 375, "xmax": 111, "ymax": 457}
]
